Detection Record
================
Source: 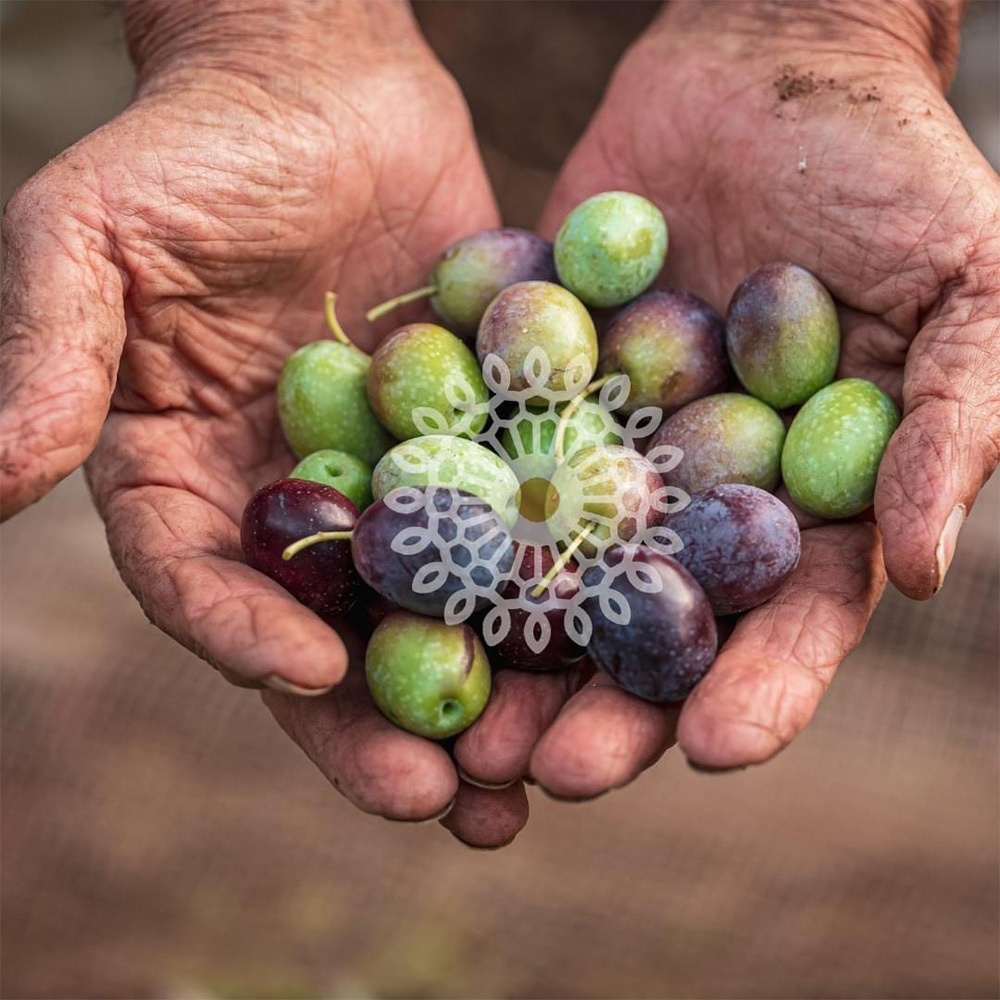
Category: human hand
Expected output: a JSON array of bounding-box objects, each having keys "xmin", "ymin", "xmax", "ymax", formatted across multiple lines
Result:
[
  {"xmin": 451, "ymin": 0, "xmax": 1000, "ymax": 792},
  {"xmin": 0, "ymin": 0, "xmax": 531, "ymax": 846}
]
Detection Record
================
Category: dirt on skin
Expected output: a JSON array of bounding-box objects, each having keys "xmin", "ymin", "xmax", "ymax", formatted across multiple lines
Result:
[{"xmin": 773, "ymin": 64, "xmax": 882, "ymax": 105}]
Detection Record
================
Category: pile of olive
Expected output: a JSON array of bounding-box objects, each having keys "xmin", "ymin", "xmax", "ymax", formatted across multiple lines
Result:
[{"xmin": 242, "ymin": 191, "xmax": 899, "ymax": 740}]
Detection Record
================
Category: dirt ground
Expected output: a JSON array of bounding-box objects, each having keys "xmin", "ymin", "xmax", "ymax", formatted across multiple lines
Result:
[{"xmin": 1, "ymin": 2, "xmax": 998, "ymax": 998}]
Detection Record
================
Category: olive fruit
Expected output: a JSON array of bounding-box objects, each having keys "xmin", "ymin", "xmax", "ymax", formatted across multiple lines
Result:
[
  {"xmin": 477, "ymin": 281, "xmax": 597, "ymax": 398},
  {"xmin": 666, "ymin": 483, "xmax": 800, "ymax": 614},
  {"xmin": 366, "ymin": 611, "xmax": 491, "ymax": 739},
  {"xmin": 583, "ymin": 547, "xmax": 717, "ymax": 702},
  {"xmin": 372, "ymin": 435, "xmax": 520, "ymax": 527},
  {"xmin": 781, "ymin": 377, "xmax": 900, "ymax": 519},
  {"xmin": 366, "ymin": 323, "xmax": 488, "ymax": 441},
  {"xmin": 545, "ymin": 444, "xmax": 666, "ymax": 556},
  {"xmin": 277, "ymin": 295, "xmax": 394, "ymax": 465},
  {"xmin": 290, "ymin": 449, "xmax": 373, "ymax": 510},
  {"xmin": 554, "ymin": 191, "xmax": 668, "ymax": 307},
  {"xmin": 599, "ymin": 289, "xmax": 729, "ymax": 414},
  {"xmin": 366, "ymin": 228, "xmax": 556, "ymax": 339},
  {"xmin": 241, "ymin": 478, "xmax": 359, "ymax": 620},
  {"xmin": 491, "ymin": 545, "xmax": 586, "ymax": 671},
  {"xmin": 500, "ymin": 400, "xmax": 621, "ymax": 465},
  {"xmin": 726, "ymin": 262, "xmax": 840, "ymax": 408},
  {"xmin": 351, "ymin": 487, "xmax": 516, "ymax": 618},
  {"xmin": 648, "ymin": 393, "xmax": 785, "ymax": 494}
]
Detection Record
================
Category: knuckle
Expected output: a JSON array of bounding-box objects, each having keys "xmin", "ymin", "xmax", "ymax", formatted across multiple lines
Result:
[{"xmin": 1, "ymin": 169, "xmax": 63, "ymax": 246}]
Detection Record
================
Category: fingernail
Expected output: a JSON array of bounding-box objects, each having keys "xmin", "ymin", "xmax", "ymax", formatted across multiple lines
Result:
[
  {"xmin": 535, "ymin": 783, "xmax": 609, "ymax": 803},
  {"xmin": 391, "ymin": 798, "xmax": 456, "ymax": 825},
  {"xmin": 262, "ymin": 674, "xmax": 335, "ymax": 697},
  {"xmin": 934, "ymin": 503, "xmax": 966, "ymax": 592},
  {"xmin": 457, "ymin": 766, "xmax": 518, "ymax": 790},
  {"xmin": 686, "ymin": 757, "xmax": 748, "ymax": 775}
]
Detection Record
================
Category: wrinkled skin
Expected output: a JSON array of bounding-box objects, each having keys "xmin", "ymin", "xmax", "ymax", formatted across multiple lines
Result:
[{"xmin": 3, "ymin": 1, "xmax": 999, "ymax": 846}]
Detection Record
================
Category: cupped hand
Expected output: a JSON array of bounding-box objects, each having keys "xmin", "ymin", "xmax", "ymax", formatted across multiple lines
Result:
[
  {"xmin": 454, "ymin": 0, "xmax": 1000, "ymax": 792},
  {"xmin": 1, "ymin": 0, "xmax": 530, "ymax": 846}
]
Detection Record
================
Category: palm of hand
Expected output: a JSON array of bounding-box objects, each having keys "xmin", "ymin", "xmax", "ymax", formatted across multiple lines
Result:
[
  {"xmin": 77, "ymin": 67, "xmax": 495, "ymax": 646},
  {"xmin": 537, "ymin": 36, "xmax": 1000, "ymax": 767}
]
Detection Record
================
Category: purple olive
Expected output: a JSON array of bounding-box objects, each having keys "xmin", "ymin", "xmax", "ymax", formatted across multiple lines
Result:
[
  {"xmin": 666, "ymin": 483, "xmax": 800, "ymax": 615},
  {"xmin": 351, "ymin": 486, "xmax": 515, "ymax": 618},
  {"xmin": 583, "ymin": 546, "xmax": 717, "ymax": 702},
  {"xmin": 647, "ymin": 392, "xmax": 785, "ymax": 494},
  {"xmin": 366, "ymin": 228, "xmax": 557, "ymax": 339},
  {"xmin": 492, "ymin": 545, "xmax": 586, "ymax": 671},
  {"xmin": 725, "ymin": 262, "xmax": 839, "ymax": 408},
  {"xmin": 599, "ymin": 290, "xmax": 729, "ymax": 415},
  {"xmin": 241, "ymin": 478, "xmax": 360, "ymax": 620}
]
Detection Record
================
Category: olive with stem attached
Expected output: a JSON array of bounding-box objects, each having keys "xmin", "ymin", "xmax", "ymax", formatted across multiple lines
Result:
[
  {"xmin": 241, "ymin": 478, "xmax": 360, "ymax": 620},
  {"xmin": 365, "ymin": 228, "xmax": 556, "ymax": 339},
  {"xmin": 277, "ymin": 293, "xmax": 395, "ymax": 466}
]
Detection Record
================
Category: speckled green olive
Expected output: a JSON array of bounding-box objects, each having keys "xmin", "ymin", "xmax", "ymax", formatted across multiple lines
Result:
[
  {"xmin": 372, "ymin": 435, "xmax": 520, "ymax": 527},
  {"xmin": 781, "ymin": 378, "xmax": 900, "ymax": 519},
  {"xmin": 649, "ymin": 393, "xmax": 785, "ymax": 495},
  {"xmin": 476, "ymin": 281, "xmax": 597, "ymax": 397},
  {"xmin": 545, "ymin": 444, "xmax": 665, "ymax": 556},
  {"xmin": 278, "ymin": 341, "xmax": 395, "ymax": 465},
  {"xmin": 366, "ymin": 323, "xmax": 488, "ymax": 441},
  {"xmin": 290, "ymin": 449, "xmax": 373, "ymax": 510},
  {"xmin": 554, "ymin": 191, "xmax": 668, "ymax": 308},
  {"xmin": 726, "ymin": 262, "xmax": 840, "ymax": 409},
  {"xmin": 366, "ymin": 611, "xmax": 491, "ymax": 739}
]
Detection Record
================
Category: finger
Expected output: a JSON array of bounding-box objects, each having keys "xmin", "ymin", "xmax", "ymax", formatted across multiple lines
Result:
[
  {"xmin": 440, "ymin": 779, "xmax": 530, "ymax": 849},
  {"xmin": 529, "ymin": 673, "xmax": 681, "ymax": 801},
  {"xmin": 101, "ymin": 483, "xmax": 350, "ymax": 692},
  {"xmin": 264, "ymin": 670, "xmax": 459, "ymax": 822},
  {"xmin": 1, "ymin": 173, "xmax": 125, "ymax": 519},
  {"xmin": 875, "ymin": 267, "xmax": 1000, "ymax": 598},
  {"xmin": 678, "ymin": 523, "xmax": 886, "ymax": 770},
  {"xmin": 453, "ymin": 663, "xmax": 592, "ymax": 788}
]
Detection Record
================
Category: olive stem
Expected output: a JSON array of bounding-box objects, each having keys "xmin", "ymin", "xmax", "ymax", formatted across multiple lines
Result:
[
  {"xmin": 282, "ymin": 531, "xmax": 353, "ymax": 561},
  {"xmin": 365, "ymin": 284, "xmax": 437, "ymax": 324},
  {"xmin": 531, "ymin": 523, "xmax": 595, "ymax": 598},
  {"xmin": 324, "ymin": 292, "xmax": 368, "ymax": 355},
  {"xmin": 553, "ymin": 374, "xmax": 618, "ymax": 461}
]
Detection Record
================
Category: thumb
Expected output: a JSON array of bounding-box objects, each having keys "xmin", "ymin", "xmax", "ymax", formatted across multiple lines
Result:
[
  {"xmin": 875, "ymin": 258, "xmax": 1000, "ymax": 599},
  {"xmin": 1, "ymin": 172, "xmax": 125, "ymax": 519}
]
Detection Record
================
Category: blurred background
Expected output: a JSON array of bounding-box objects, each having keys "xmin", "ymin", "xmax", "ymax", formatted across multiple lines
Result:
[{"xmin": 1, "ymin": 1, "xmax": 998, "ymax": 998}]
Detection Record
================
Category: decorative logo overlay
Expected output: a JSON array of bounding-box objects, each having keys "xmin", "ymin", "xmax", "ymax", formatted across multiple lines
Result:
[{"xmin": 384, "ymin": 348, "xmax": 689, "ymax": 653}]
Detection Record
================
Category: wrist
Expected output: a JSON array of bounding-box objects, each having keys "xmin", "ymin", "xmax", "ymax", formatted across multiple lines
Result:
[
  {"xmin": 652, "ymin": 1, "xmax": 963, "ymax": 86},
  {"xmin": 124, "ymin": 0, "xmax": 426, "ymax": 88}
]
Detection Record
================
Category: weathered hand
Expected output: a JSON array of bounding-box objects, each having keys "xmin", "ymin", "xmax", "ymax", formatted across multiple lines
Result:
[
  {"xmin": 454, "ymin": 0, "xmax": 1000, "ymax": 792},
  {"xmin": 0, "ymin": 0, "xmax": 529, "ymax": 845}
]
